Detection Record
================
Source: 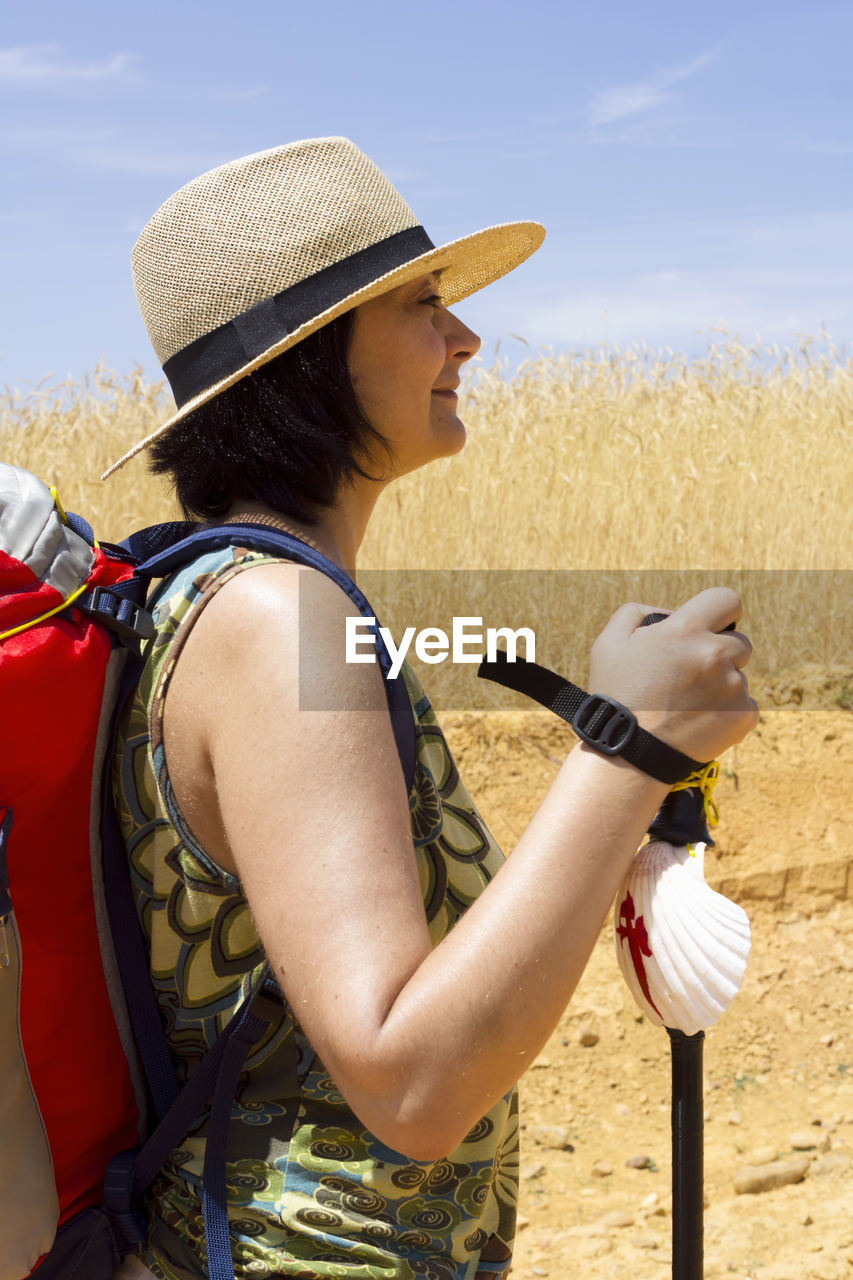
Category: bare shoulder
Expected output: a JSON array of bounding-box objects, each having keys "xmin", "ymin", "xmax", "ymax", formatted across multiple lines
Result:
[
  {"xmin": 163, "ymin": 555, "xmax": 406, "ymax": 877},
  {"xmin": 179, "ymin": 558, "xmax": 389, "ymax": 714}
]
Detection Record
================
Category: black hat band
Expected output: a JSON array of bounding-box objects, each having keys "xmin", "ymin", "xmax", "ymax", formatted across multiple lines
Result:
[{"xmin": 162, "ymin": 225, "xmax": 435, "ymax": 408}]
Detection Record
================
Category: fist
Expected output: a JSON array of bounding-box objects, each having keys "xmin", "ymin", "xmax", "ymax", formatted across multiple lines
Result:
[{"xmin": 588, "ymin": 587, "xmax": 759, "ymax": 763}]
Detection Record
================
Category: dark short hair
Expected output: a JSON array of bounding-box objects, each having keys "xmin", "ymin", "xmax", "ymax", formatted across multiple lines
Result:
[{"xmin": 148, "ymin": 309, "xmax": 392, "ymax": 524}]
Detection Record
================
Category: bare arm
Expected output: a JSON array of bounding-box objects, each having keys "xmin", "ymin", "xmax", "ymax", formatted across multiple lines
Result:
[{"xmin": 165, "ymin": 567, "xmax": 757, "ymax": 1160}]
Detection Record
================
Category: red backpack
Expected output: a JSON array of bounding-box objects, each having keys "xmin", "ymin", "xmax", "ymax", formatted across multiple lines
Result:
[{"xmin": 0, "ymin": 467, "xmax": 143, "ymax": 1280}]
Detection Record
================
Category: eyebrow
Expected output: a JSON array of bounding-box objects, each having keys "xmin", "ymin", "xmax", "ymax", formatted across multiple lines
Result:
[{"xmin": 404, "ymin": 271, "xmax": 441, "ymax": 299}]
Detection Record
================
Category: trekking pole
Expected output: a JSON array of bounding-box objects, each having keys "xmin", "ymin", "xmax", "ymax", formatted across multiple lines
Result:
[
  {"xmin": 475, "ymin": 623, "xmax": 751, "ymax": 1280},
  {"xmin": 614, "ymin": 774, "xmax": 751, "ymax": 1280}
]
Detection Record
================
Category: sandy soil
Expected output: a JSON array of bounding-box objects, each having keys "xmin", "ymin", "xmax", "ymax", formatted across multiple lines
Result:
[{"xmin": 440, "ymin": 682, "xmax": 853, "ymax": 1280}]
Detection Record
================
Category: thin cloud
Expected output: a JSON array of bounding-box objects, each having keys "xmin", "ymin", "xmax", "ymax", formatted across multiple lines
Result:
[
  {"xmin": 221, "ymin": 86, "xmax": 267, "ymax": 102},
  {"xmin": 74, "ymin": 144, "xmax": 227, "ymax": 176},
  {"xmin": 590, "ymin": 48, "xmax": 717, "ymax": 128},
  {"xmin": 785, "ymin": 140, "xmax": 853, "ymax": 155},
  {"xmin": 512, "ymin": 263, "xmax": 853, "ymax": 352},
  {"xmin": 0, "ymin": 44, "xmax": 142, "ymax": 87},
  {"xmin": 0, "ymin": 116, "xmax": 222, "ymax": 176}
]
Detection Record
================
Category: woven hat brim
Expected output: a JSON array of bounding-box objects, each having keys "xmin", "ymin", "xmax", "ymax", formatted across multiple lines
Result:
[{"xmin": 102, "ymin": 219, "xmax": 545, "ymax": 479}]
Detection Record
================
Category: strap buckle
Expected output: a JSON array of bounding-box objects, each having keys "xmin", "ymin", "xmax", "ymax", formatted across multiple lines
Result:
[
  {"xmin": 83, "ymin": 587, "xmax": 156, "ymax": 642},
  {"xmin": 573, "ymin": 694, "xmax": 637, "ymax": 755}
]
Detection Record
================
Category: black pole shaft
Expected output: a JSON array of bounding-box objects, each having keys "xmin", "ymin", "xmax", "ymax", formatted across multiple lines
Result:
[{"xmin": 668, "ymin": 1027, "xmax": 704, "ymax": 1280}]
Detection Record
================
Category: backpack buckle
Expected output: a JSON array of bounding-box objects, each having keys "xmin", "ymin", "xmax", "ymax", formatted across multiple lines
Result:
[{"xmin": 82, "ymin": 587, "xmax": 156, "ymax": 642}]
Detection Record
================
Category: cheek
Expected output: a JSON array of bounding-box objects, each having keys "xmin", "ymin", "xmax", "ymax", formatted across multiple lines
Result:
[{"xmin": 347, "ymin": 309, "xmax": 446, "ymax": 425}]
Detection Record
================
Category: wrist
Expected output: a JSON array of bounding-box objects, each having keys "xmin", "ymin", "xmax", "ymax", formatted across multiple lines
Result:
[{"xmin": 573, "ymin": 691, "xmax": 709, "ymax": 784}]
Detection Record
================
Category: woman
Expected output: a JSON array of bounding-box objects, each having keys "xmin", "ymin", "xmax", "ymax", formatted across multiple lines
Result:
[{"xmin": 108, "ymin": 137, "xmax": 757, "ymax": 1280}]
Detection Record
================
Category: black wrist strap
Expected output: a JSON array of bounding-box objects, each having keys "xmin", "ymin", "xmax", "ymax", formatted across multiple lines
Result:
[{"xmin": 477, "ymin": 650, "xmax": 707, "ymax": 785}]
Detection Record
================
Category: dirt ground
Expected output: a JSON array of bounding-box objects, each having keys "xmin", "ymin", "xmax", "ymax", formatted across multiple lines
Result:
[{"xmin": 440, "ymin": 670, "xmax": 853, "ymax": 1280}]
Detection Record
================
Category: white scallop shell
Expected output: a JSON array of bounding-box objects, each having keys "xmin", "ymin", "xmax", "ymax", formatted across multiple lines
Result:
[{"xmin": 613, "ymin": 840, "xmax": 751, "ymax": 1036}]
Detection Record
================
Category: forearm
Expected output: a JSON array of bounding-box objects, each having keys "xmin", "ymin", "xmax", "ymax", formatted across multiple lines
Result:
[
  {"xmin": 338, "ymin": 744, "xmax": 670, "ymax": 1156},
  {"xmin": 206, "ymin": 577, "xmax": 756, "ymax": 1160}
]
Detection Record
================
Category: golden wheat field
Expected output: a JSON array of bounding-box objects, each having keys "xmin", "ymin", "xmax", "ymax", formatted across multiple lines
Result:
[{"xmin": 3, "ymin": 335, "xmax": 851, "ymax": 701}]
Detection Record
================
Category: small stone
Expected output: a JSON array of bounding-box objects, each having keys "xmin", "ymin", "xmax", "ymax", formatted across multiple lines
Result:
[
  {"xmin": 530, "ymin": 1124, "xmax": 572, "ymax": 1150},
  {"xmin": 591, "ymin": 1160, "xmax": 613, "ymax": 1178},
  {"xmin": 734, "ymin": 1154, "xmax": 810, "ymax": 1194},
  {"xmin": 521, "ymin": 1161, "xmax": 546, "ymax": 1181},
  {"xmin": 516, "ymin": 1216, "xmax": 530, "ymax": 1231},
  {"xmin": 532, "ymin": 1269, "xmax": 548, "ymax": 1277},
  {"xmin": 531, "ymin": 1056, "xmax": 551, "ymax": 1070},
  {"xmin": 578, "ymin": 1026, "xmax": 599, "ymax": 1047},
  {"xmin": 631, "ymin": 1234, "xmax": 661, "ymax": 1250},
  {"xmin": 800, "ymin": 1211, "xmax": 813, "ymax": 1226},
  {"xmin": 749, "ymin": 1145, "xmax": 778, "ymax": 1165},
  {"xmin": 727, "ymin": 1109, "xmax": 743, "ymax": 1126},
  {"xmin": 820, "ymin": 1033, "xmax": 834, "ymax": 1046},
  {"xmin": 811, "ymin": 1264, "xmax": 842, "ymax": 1280},
  {"xmin": 640, "ymin": 1191, "xmax": 659, "ymax": 1209},
  {"xmin": 616, "ymin": 1103, "xmax": 631, "ymax": 1118},
  {"xmin": 601, "ymin": 1210, "xmax": 634, "ymax": 1229},
  {"xmin": 811, "ymin": 1152, "xmax": 851, "ymax": 1177},
  {"xmin": 790, "ymin": 1130, "xmax": 830, "ymax": 1152},
  {"xmin": 625, "ymin": 1154, "xmax": 651, "ymax": 1169},
  {"xmin": 576, "ymin": 1237, "xmax": 612, "ymax": 1259}
]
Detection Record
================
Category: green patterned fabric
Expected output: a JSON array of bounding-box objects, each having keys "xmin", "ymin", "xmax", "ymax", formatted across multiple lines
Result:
[{"xmin": 112, "ymin": 545, "xmax": 518, "ymax": 1280}]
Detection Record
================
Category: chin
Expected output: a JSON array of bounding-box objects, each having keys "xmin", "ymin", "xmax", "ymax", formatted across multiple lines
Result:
[{"xmin": 440, "ymin": 416, "xmax": 467, "ymax": 457}]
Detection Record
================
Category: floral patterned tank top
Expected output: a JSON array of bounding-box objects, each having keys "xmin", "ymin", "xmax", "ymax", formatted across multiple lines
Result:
[{"xmin": 112, "ymin": 544, "xmax": 518, "ymax": 1280}]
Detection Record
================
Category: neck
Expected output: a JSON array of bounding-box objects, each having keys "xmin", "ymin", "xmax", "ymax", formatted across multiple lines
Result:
[{"xmin": 223, "ymin": 475, "xmax": 388, "ymax": 578}]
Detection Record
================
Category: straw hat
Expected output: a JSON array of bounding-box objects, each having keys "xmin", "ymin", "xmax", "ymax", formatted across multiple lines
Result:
[{"xmin": 103, "ymin": 136, "xmax": 545, "ymax": 477}]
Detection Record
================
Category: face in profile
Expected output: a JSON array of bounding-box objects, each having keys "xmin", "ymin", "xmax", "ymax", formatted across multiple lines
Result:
[{"xmin": 347, "ymin": 273, "xmax": 481, "ymax": 479}]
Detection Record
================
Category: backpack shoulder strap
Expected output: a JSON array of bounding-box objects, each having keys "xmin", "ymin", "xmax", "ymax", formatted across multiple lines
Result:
[{"xmin": 137, "ymin": 522, "xmax": 416, "ymax": 793}]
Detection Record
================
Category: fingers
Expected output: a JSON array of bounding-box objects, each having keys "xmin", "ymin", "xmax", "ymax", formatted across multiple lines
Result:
[
  {"xmin": 591, "ymin": 587, "xmax": 758, "ymax": 760},
  {"xmin": 670, "ymin": 589, "xmax": 752, "ymax": 672},
  {"xmin": 627, "ymin": 590, "xmax": 752, "ymax": 665},
  {"xmin": 604, "ymin": 601, "xmax": 672, "ymax": 637},
  {"xmin": 722, "ymin": 628, "xmax": 753, "ymax": 670},
  {"xmin": 611, "ymin": 588, "xmax": 744, "ymax": 639},
  {"xmin": 668, "ymin": 586, "xmax": 743, "ymax": 634}
]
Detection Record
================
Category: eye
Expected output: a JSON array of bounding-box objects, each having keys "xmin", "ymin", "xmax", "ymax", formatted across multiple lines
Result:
[{"xmin": 420, "ymin": 293, "xmax": 444, "ymax": 308}]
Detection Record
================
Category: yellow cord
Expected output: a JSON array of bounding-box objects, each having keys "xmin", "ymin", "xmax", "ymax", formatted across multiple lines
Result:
[
  {"xmin": 49, "ymin": 485, "xmax": 69, "ymax": 525},
  {"xmin": 48, "ymin": 485, "xmax": 99, "ymax": 550},
  {"xmin": 0, "ymin": 486, "xmax": 97, "ymax": 640},
  {"xmin": 0, "ymin": 579, "xmax": 91, "ymax": 641},
  {"xmin": 671, "ymin": 759, "xmax": 721, "ymax": 829}
]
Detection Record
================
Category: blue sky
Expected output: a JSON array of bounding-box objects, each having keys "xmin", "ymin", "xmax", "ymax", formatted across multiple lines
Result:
[{"xmin": 2, "ymin": 0, "xmax": 852, "ymax": 391}]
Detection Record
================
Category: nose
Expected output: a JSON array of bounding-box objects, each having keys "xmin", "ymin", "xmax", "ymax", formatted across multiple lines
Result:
[{"xmin": 446, "ymin": 309, "xmax": 481, "ymax": 362}]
